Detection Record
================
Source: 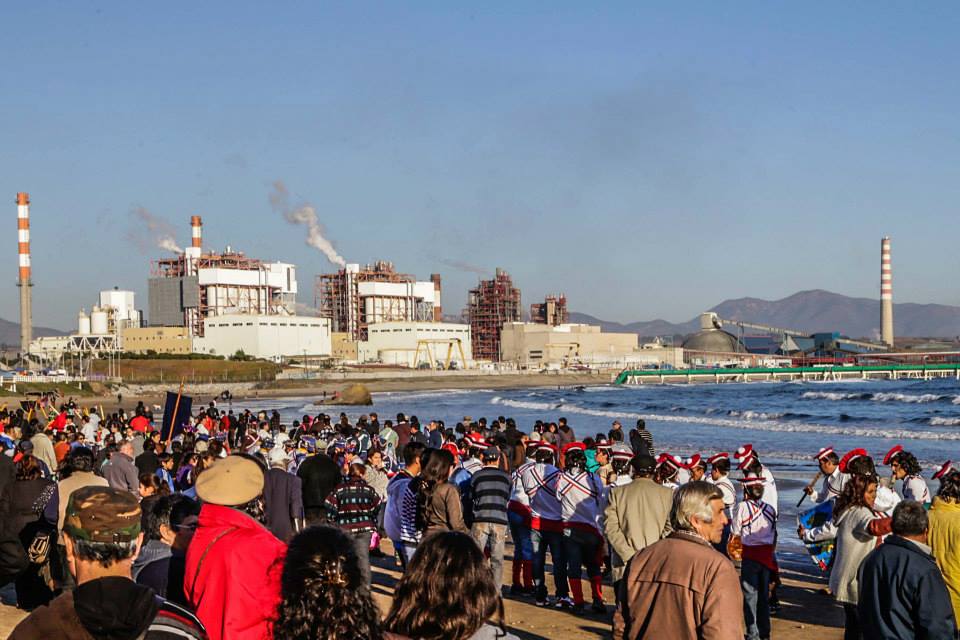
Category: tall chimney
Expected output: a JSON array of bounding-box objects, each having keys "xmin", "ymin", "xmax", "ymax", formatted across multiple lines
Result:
[
  {"xmin": 16, "ymin": 193, "xmax": 32, "ymax": 357},
  {"xmin": 880, "ymin": 236, "xmax": 893, "ymax": 347},
  {"xmin": 430, "ymin": 273, "xmax": 442, "ymax": 321},
  {"xmin": 191, "ymin": 215, "xmax": 202, "ymax": 249}
]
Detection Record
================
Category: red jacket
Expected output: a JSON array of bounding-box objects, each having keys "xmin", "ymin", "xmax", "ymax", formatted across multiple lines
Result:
[{"xmin": 184, "ymin": 504, "xmax": 286, "ymax": 640}]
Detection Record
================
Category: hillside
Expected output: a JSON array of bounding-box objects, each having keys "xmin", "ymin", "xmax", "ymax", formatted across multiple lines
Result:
[
  {"xmin": 0, "ymin": 317, "xmax": 66, "ymax": 348},
  {"xmin": 573, "ymin": 290, "xmax": 960, "ymax": 339}
]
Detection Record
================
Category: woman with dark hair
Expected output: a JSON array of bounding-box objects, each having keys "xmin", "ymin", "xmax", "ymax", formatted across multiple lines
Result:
[
  {"xmin": 9, "ymin": 455, "xmax": 56, "ymax": 609},
  {"xmin": 556, "ymin": 444, "xmax": 605, "ymax": 613},
  {"xmin": 139, "ymin": 471, "xmax": 169, "ymax": 499},
  {"xmin": 272, "ymin": 525, "xmax": 383, "ymax": 640},
  {"xmin": 384, "ymin": 531, "xmax": 520, "ymax": 640},
  {"xmin": 829, "ymin": 471, "xmax": 891, "ymax": 640},
  {"xmin": 890, "ymin": 450, "xmax": 930, "ymax": 505},
  {"xmin": 413, "ymin": 448, "xmax": 467, "ymax": 537},
  {"xmin": 928, "ymin": 470, "xmax": 960, "ymax": 620}
]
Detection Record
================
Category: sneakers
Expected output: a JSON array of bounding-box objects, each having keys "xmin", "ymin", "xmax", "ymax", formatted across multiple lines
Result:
[
  {"xmin": 554, "ymin": 596, "xmax": 574, "ymax": 610},
  {"xmin": 535, "ymin": 597, "xmax": 550, "ymax": 607}
]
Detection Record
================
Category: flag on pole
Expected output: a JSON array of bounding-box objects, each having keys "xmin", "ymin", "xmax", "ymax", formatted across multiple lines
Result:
[{"xmin": 160, "ymin": 390, "xmax": 192, "ymax": 442}]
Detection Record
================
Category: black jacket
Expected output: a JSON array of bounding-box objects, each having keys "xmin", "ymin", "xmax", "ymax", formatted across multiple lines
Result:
[
  {"xmin": 857, "ymin": 534, "xmax": 957, "ymax": 640},
  {"xmin": 297, "ymin": 453, "xmax": 341, "ymax": 512}
]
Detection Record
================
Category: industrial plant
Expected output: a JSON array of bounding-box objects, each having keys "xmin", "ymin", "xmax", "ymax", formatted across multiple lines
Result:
[{"xmin": 14, "ymin": 190, "xmax": 935, "ymax": 378}]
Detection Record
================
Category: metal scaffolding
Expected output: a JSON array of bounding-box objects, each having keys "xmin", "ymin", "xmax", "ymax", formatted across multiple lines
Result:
[
  {"xmin": 467, "ymin": 268, "xmax": 521, "ymax": 362},
  {"xmin": 315, "ymin": 261, "xmax": 417, "ymax": 341}
]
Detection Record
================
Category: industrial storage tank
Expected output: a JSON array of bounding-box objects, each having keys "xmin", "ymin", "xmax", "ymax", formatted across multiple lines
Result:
[
  {"xmin": 77, "ymin": 309, "xmax": 91, "ymax": 335},
  {"xmin": 90, "ymin": 306, "xmax": 109, "ymax": 335}
]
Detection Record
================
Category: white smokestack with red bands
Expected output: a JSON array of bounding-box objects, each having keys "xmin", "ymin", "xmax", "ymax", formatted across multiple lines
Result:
[
  {"xmin": 16, "ymin": 192, "xmax": 32, "ymax": 356},
  {"xmin": 881, "ymin": 236, "xmax": 893, "ymax": 347}
]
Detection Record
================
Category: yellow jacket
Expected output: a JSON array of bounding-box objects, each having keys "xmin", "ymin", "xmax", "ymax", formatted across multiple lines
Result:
[{"xmin": 928, "ymin": 497, "xmax": 960, "ymax": 618}]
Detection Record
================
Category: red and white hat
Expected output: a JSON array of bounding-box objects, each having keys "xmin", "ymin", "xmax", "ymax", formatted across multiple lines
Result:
[
  {"xmin": 739, "ymin": 473, "xmax": 765, "ymax": 487},
  {"xmin": 562, "ymin": 441, "xmax": 586, "ymax": 455},
  {"xmin": 815, "ymin": 446, "xmax": 835, "ymax": 462},
  {"xmin": 685, "ymin": 454, "xmax": 704, "ymax": 469},
  {"xmin": 882, "ymin": 444, "xmax": 904, "ymax": 466},
  {"xmin": 596, "ymin": 439, "xmax": 613, "ymax": 451},
  {"xmin": 933, "ymin": 461, "xmax": 954, "ymax": 481},
  {"xmin": 707, "ymin": 452, "xmax": 729, "ymax": 465},
  {"xmin": 839, "ymin": 448, "xmax": 868, "ymax": 474},
  {"xmin": 535, "ymin": 441, "xmax": 558, "ymax": 456},
  {"xmin": 441, "ymin": 443, "xmax": 462, "ymax": 459},
  {"xmin": 465, "ymin": 433, "xmax": 488, "ymax": 448},
  {"xmin": 657, "ymin": 453, "xmax": 680, "ymax": 471},
  {"xmin": 735, "ymin": 445, "xmax": 757, "ymax": 470},
  {"xmin": 611, "ymin": 444, "xmax": 633, "ymax": 461}
]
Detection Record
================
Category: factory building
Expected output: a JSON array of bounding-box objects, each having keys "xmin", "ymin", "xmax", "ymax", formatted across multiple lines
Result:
[
  {"xmin": 316, "ymin": 262, "xmax": 441, "ymax": 341},
  {"xmin": 149, "ymin": 216, "xmax": 297, "ymax": 337},
  {"xmin": 530, "ymin": 295, "xmax": 568, "ymax": 326},
  {"xmin": 467, "ymin": 269, "xmax": 521, "ymax": 362},
  {"xmin": 500, "ymin": 323, "xmax": 643, "ymax": 369},
  {"xmin": 331, "ymin": 333, "xmax": 359, "ymax": 363},
  {"xmin": 193, "ymin": 314, "xmax": 331, "ymax": 361},
  {"xmin": 358, "ymin": 321, "xmax": 472, "ymax": 369},
  {"xmin": 121, "ymin": 327, "xmax": 192, "ymax": 355}
]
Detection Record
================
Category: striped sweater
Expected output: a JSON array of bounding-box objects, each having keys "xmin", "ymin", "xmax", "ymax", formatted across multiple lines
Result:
[
  {"xmin": 470, "ymin": 467, "xmax": 512, "ymax": 525},
  {"xmin": 324, "ymin": 478, "xmax": 382, "ymax": 534}
]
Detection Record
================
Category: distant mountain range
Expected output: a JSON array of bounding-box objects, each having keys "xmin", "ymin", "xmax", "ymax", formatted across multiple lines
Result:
[
  {"xmin": 570, "ymin": 290, "xmax": 960, "ymax": 340},
  {"xmin": 0, "ymin": 317, "xmax": 66, "ymax": 348}
]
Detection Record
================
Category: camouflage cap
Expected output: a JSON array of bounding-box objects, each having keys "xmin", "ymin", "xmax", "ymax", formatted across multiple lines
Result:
[{"xmin": 63, "ymin": 486, "xmax": 141, "ymax": 543}]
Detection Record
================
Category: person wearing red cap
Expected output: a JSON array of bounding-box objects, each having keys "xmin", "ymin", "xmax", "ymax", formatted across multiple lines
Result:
[
  {"xmin": 805, "ymin": 447, "xmax": 847, "ymax": 504},
  {"xmin": 731, "ymin": 473, "xmax": 777, "ymax": 640},
  {"xmin": 519, "ymin": 442, "xmax": 568, "ymax": 607},
  {"xmin": 884, "ymin": 445, "xmax": 931, "ymax": 506},
  {"xmin": 507, "ymin": 442, "xmax": 538, "ymax": 595},
  {"xmin": 735, "ymin": 445, "xmax": 779, "ymax": 515},
  {"xmin": 687, "ymin": 455, "xmax": 707, "ymax": 483},
  {"xmin": 556, "ymin": 443, "xmax": 605, "ymax": 613},
  {"xmin": 653, "ymin": 454, "xmax": 681, "ymax": 491},
  {"xmin": 707, "ymin": 453, "xmax": 735, "ymax": 555}
]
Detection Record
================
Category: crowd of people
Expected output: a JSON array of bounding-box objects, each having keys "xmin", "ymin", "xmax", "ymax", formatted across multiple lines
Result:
[{"xmin": 0, "ymin": 397, "xmax": 957, "ymax": 639}]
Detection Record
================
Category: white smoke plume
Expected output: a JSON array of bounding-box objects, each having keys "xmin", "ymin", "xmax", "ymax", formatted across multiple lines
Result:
[
  {"xmin": 269, "ymin": 181, "xmax": 346, "ymax": 267},
  {"xmin": 128, "ymin": 207, "xmax": 183, "ymax": 253},
  {"xmin": 439, "ymin": 258, "xmax": 489, "ymax": 276}
]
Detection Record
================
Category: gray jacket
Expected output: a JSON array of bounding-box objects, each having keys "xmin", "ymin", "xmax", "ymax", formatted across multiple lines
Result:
[
  {"xmin": 830, "ymin": 505, "xmax": 885, "ymax": 604},
  {"xmin": 103, "ymin": 452, "xmax": 139, "ymax": 494}
]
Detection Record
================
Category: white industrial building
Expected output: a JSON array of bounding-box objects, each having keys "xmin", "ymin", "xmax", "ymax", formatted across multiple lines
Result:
[
  {"xmin": 358, "ymin": 321, "xmax": 472, "ymax": 369},
  {"xmin": 193, "ymin": 314, "xmax": 331, "ymax": 361},
  {"xmin": 149, "ymin": 217, "xmax": 298, "ymax": 337}
]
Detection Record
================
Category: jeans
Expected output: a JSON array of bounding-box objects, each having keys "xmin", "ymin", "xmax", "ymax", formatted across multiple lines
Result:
[
  {"xmin": 741, "ymin": 558, "xmax": 771, "ymax": 640},
  {"xmin": 562, "ymin": 528, "xmax": 602, "ymax": 581},
  {"xmin": 351, "ymin": 531, "xmax": 373, "ymax": 588},
  {"xmin": 391, "ymin": 539, "xmax": 407, "ymax": 570},
  {"xmin": 399, "ymin": 542, "xmax": 418, "ymax": 566},
  {"xmin": 531, "ymin": 528, "xmax": 567, "ymax": 600},
  {"xmin": 507, "ymin": 511, "xmax": 534, "ymax": 562},
  {"xmin": 471, "ymin": 521, "xmax": 507, "ymax": 587}
]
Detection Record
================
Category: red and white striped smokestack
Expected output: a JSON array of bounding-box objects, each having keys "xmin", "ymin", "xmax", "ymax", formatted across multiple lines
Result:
[
  {"xmin": 16, "ymin": 192, "xmax": 33, "ymax": 356},
  {"xmin": 881, "ymin": 236, "xmax": 893, "ymax": 347},
  {"xmin": 191, "ymin": 215, "xmax": 202, "ymax": 249}
]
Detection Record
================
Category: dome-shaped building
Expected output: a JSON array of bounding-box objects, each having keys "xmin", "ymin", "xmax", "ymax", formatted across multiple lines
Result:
[
  {"xmin": 681, "ymin": 328, "xmax": 743, "ymax": 353},
  {"xmin": 682, "ymin": 312, "xmax": 745, "ymax": 353}
]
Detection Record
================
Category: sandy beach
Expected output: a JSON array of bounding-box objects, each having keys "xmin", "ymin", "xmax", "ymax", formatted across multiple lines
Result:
[{"xmin": 0, "ymin": 540, "xmax": 843, "ymax": 639}]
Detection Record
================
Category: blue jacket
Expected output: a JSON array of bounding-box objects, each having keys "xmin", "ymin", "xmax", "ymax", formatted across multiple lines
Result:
[{"xmin": 857, "ymin": 534, "xmax": 957, "ymax": 640}]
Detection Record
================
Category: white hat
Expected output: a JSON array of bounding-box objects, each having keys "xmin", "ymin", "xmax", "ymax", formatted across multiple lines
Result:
[{"xmin": 267, "ymin": 447, "xmax": 289, "ymax": 466}]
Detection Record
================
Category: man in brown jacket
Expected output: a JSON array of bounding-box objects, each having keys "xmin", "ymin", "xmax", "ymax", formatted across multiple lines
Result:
[
  {"xmin": 603, "ymin": 454, "xmax": 673, "ymax": 591},
  {"xmin": 613, "ymin": 481, "xmax": 744, "ymax": 640}
]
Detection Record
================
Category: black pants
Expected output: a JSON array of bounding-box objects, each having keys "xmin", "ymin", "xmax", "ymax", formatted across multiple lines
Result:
[{"xmin": 843, "ymin": 603, "xmax": 861, "ymax": 640}]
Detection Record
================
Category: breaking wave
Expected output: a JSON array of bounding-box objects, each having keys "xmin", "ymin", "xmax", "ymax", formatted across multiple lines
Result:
[
  {"xmin": 802, "ymin": 391, "xmax": 958, "ymax": 404},
  {"xmin": 489, "ymin": 397, "xmax": 960, "ymax": 441},
  {"xmin": 930, "ymin": 417, "xmax": 960, "ymax": 426}
]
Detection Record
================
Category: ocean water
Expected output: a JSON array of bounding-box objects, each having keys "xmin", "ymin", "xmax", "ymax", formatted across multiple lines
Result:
[{"xmin": 232, "ymin": 377, "xmax": 960, "ymax": 572}]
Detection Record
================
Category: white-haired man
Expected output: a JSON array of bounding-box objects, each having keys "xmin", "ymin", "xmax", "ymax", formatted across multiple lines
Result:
[{"xmin": 613, "ymin": 481, "xmax": 743, "ymax": 640}]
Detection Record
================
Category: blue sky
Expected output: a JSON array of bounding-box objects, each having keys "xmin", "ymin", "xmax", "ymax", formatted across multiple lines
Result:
[{"xmin": 2, "ymin": 2, "xmax": 959, "ymax": 329}]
